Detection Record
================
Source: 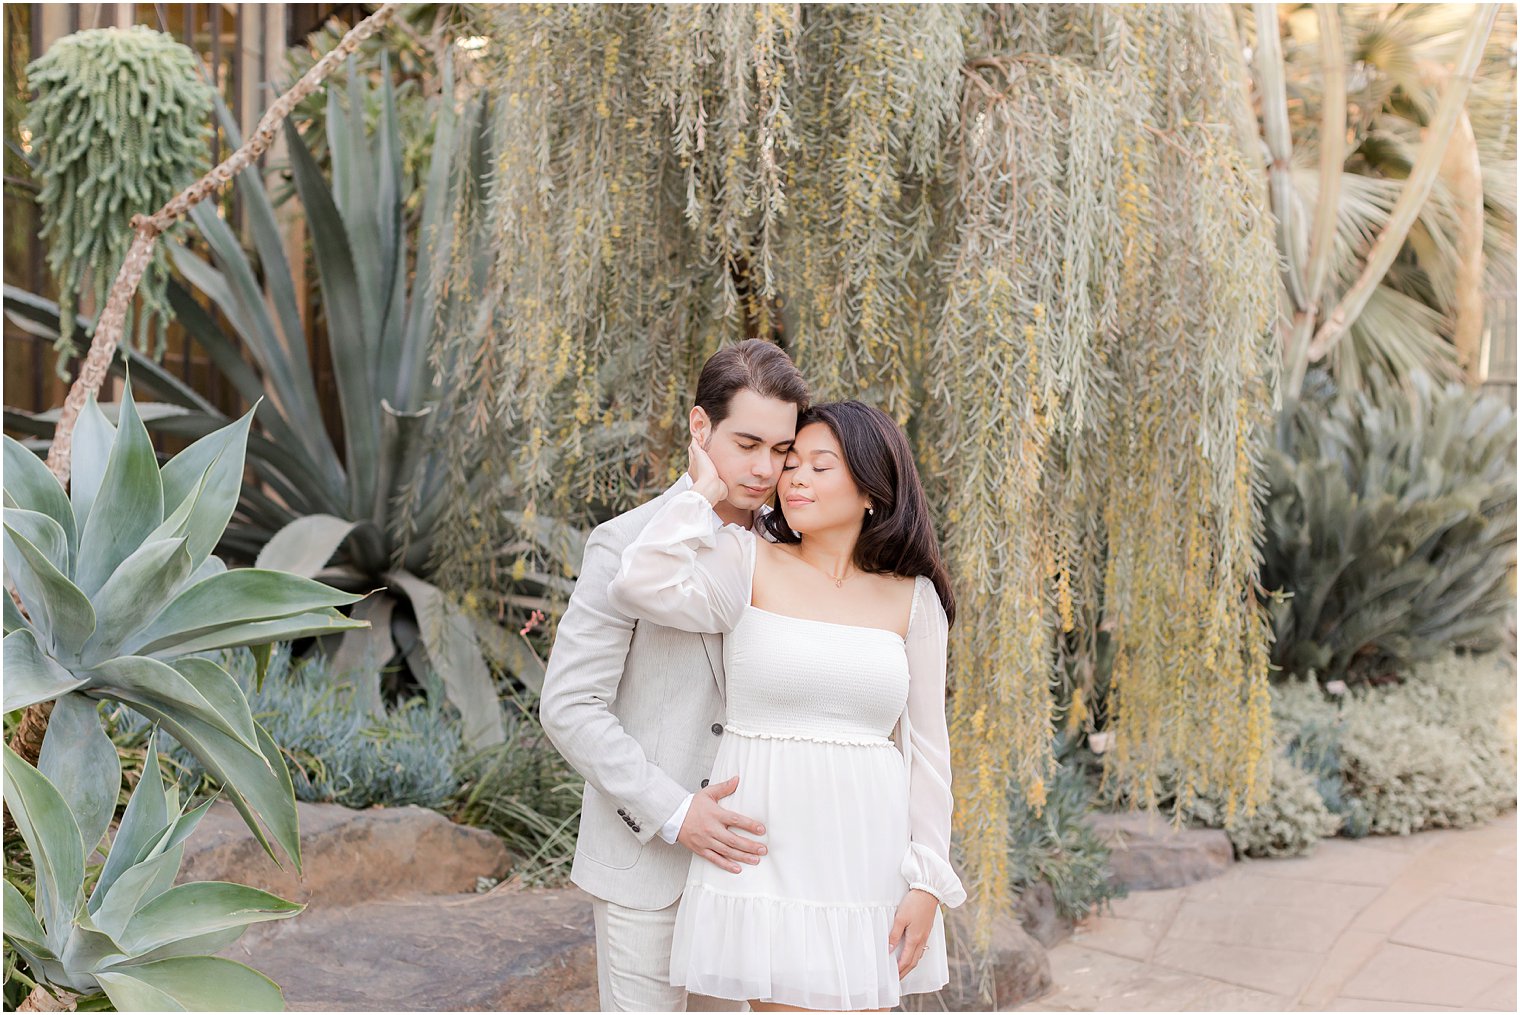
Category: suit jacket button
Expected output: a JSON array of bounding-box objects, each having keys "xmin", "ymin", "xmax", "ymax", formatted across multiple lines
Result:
[
  {"xmin": 632, "ymin": 824, "xmax": 641, "ymax": 832},
  {"xmin": 700, "ymin": 778, "xmax": 710, "ymax": 788},
  {"xmin": 711, "ymin": 723, "xmax": 723, "ymax": 735}
]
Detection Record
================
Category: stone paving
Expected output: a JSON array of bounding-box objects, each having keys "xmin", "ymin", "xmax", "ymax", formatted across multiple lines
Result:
[{"xmin": 1014, "ymin": 808, "xmax": 1516, "ymax": 1012}]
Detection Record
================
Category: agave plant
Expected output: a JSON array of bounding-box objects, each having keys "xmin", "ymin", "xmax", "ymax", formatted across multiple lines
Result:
[
  {"xmin": 3, "ymin": 733, "xmax": 301, "ymax": 1009},
  {"xmin": 4, "ymin": 379, "xmax": 368, "ymax": 867},
  {"xmin": 4, "ymin": 52, "xmax": 539, "ymax": 749}
]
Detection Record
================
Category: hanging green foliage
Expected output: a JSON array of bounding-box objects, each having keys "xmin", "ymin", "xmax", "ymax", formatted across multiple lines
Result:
[
  {"xmin": 429, "ymin": 5, "xmax": 1280, "ymax": 991},
  {"xmin": 22, "ymin": 25, "xmax": 213, "ymax": 376}
]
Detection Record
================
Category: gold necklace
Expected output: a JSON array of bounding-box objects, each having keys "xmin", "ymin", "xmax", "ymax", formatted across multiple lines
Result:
[{"xmin": 794, "ymin": 547, "xmax": 855, "ymax": 588}]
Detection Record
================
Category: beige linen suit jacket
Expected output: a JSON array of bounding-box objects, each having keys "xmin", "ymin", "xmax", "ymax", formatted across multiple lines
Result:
[{"xmin": 539, "ymin": 473, "xmax": 774, "ymax": 911}]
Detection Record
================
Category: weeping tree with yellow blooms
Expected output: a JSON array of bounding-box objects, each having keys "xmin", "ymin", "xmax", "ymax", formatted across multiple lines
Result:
[{"xmin": 426, "ymin": 4, "xmax": 1280, "ymax": 999}]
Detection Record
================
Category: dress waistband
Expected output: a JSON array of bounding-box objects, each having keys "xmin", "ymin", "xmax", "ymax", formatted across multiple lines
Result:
[{"xmin": 722, "ymin": 723, "xmax": 896, "ymax": 747}]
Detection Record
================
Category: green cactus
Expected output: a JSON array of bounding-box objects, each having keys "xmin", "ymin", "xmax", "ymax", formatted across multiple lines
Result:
[{"xmin": 22, "ymin": 26, "xmax": 213, "ymax": 375}]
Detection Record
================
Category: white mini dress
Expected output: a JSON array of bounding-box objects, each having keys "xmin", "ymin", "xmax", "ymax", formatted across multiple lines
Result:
[{"xmin": 607, "ymin": 487, "xmax": 966, "ymax": 1011}]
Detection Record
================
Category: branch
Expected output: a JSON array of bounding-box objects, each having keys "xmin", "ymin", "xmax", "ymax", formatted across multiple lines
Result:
[
  {"xmin": 1282, "ymin": 3, "xmax": 1347, "ymax": 404},
  {"xmin": 11, "ymin": 2, "xmax": 403, "ymax": 770},
  {"xmin": 41, "ymin": 2, "xmax": 403, "ymax": 487},
  {"xmin": 1255, "ymin": 3, "xmax": 1309, "ymax": 314},
  {"xmin": 1306, "ymin": 4, "xmax": 1498, "ymax": 363},
  {"xmin": 1304, "ymin": 3, "xmax": 1345, "ymax": 309}
]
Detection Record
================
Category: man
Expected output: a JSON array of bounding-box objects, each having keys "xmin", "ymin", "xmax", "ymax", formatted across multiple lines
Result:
[{"xmin": 539, "ymin": 340, "xmax": 809, "ymax": 1012}]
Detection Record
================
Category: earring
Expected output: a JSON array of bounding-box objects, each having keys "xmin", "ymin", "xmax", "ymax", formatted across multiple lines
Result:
[{"xmin": 867, "ymin": 506, "xmax": 874, "ymax": 515}]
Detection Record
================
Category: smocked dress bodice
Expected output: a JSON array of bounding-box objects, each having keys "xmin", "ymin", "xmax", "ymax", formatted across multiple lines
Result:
[{"xmin": 722, "ymin": 605, "xmax": 910, "ymax": 745}]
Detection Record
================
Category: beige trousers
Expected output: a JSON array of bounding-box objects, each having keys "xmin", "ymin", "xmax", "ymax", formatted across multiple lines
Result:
[{"xmin": 591, "ymin": 895, "xmax": 750, "ymax": 1012}]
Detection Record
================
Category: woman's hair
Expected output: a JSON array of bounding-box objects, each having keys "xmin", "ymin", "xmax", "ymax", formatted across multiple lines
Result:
[
  {"xmin": 694, "ymin": 339, "xmax": 810, "ymax": 427},
  {"xmin": 761, "ymin": 400, "xmax": 957, "ymax": 627}
]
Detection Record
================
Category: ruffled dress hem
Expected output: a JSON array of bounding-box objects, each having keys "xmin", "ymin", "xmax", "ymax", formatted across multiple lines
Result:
[{"xmin": 669, "ymin": 881, "xmax": 950, "ymax": 1011}]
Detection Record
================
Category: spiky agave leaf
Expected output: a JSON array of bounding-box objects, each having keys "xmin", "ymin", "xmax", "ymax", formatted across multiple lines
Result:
[
  {"xmin": 2, "ymin": 375, "xmax": 371, "ymax": 867},
  {"xmin": 3, "ymin": 736, "xmax": 301, "ymax": 1008}
]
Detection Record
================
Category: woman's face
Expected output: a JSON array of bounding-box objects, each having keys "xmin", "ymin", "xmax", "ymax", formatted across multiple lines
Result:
[{"xmin": 779, "ymin": 422, "xmax": 872, "ymax": 535}]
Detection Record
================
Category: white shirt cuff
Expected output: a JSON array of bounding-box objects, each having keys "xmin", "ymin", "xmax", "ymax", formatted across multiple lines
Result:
[{"xmin": 658, "ymin": 792, "xmax": 695, "ymax": 844}]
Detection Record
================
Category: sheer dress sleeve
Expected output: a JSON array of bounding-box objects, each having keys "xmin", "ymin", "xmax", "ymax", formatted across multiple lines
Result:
[
  {"xmin": 898, "ymin": 575, "xmax": 966, "ymax": 907},
  {"xmin": 606, "ymin": 488, "xmax": 755, "ymax": 635}
]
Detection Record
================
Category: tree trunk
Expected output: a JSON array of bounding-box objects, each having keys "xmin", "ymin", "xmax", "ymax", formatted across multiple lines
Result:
[
  {"xmin": 6, "ymin": 698, "xmax": 53, "ymax": 767},
  {"xmin": 1440, "ymin": 110, "xmax": 1486, "ymax": 381},
  {"xmin": 1306, "ymin": 5, "xmax": 1499, "ymax": 363}
]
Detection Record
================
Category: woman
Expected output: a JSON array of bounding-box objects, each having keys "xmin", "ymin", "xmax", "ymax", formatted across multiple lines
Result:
[{"xmin": 606, "ymin": 400, "xmax": 964, "ymax": 1012}]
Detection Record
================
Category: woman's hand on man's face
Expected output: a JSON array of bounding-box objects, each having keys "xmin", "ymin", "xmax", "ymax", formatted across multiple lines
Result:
[{"xmin": 689, "ymin": 436, "xmax": 730, "ymax": 505}]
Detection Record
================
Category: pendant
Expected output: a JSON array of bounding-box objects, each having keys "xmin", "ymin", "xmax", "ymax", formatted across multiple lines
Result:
[{"xmin": 833, "ymin": 578, "xmax": 843, "ymax": 588}]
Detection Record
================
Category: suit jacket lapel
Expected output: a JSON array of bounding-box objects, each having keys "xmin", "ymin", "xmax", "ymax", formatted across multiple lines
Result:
[{"xmin": 700, "ymin": 632, "xmax": 725, "ymax": 696}]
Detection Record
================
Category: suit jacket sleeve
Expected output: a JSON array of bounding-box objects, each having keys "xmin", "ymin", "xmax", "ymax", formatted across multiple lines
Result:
[
  {"xmin": 899, "ymin": 576, "xmax": 967, "ymax": 907},
  {"xmin": 539, "ymin": 521, "xmax": 689, "ymax": 847}
]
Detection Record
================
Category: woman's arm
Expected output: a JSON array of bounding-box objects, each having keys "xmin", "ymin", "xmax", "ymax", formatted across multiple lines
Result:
[
  {"xmin": 899, "ymin": 576, "xmax": 966, "ymax": 907},
  {"xmin": 606, "ymin": 484, "xmax": 755, "ymax": 635}
]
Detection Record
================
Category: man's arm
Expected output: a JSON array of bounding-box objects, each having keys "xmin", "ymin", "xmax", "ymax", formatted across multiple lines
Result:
[{"xmin": 538, "ymin": 523, "xmax": 689, "ymax": 847}]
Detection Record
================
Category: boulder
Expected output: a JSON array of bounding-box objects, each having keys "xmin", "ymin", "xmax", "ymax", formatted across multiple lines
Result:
[
  {"xmin": 1014, "ymin": 880, "xmax": 1076, "ymax": 948},
  {"xmin": 223, "ymin": 885, "xmax": 598, "ymax": 1012},
  {"xmin": 1083, "ymin": 810, "xmax": 1234, "ymax": 891},
  {"xmin": 174, "ymin": 800, "xmax": 512, "ymax": 906}
]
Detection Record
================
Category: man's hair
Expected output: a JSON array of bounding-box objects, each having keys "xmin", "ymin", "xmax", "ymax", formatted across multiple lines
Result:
[{"xmin": 694, "ymin": 339, "xmax": 810, "ymax": 426}]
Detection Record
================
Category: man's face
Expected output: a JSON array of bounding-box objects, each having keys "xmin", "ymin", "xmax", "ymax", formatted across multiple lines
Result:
[{"xmin": 693, "ymin": 388, "xmax": 798, "ymax": 511}]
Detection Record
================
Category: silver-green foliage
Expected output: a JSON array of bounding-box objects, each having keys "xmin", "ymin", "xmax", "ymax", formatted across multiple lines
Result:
[
  {"xmin": 1138, "ymin": 649, "xmax": 1516, "ymax": 855},
  {"xmin": 1263, "ymin": 367, "xmax": 1518, "ymax": 684},
  {"xmin": 3, "ymin": 378, "xmax": 367, "ymax": 870},
  {"xmin": 114, "ymin": 643, "xmax": 463, "ymax": 811},
  {"xmin": 1333, "ymin": 650, "xmax": 1517, "ymax": 835},
  {"xmin": 22, "ymin": 26, "xmax": 213, "ymax": 375},
  {"xmin": 6, "ymin": 52, "xmax": 531, "ymax": 748},
  {"xmin": 430, "ymin": 10, "xmax": 1283, "ymax": 968},
  {"xmin": 1003, "ymin": 733, "xmax": 1125, "ymax": 923},
  {"xmin": 3, "ymin": 733, "xmax": 300, "ymax": 1010},
  {"xmin": 450, "ymin": 691, "xmax": 585, "ymax": 888},
  {"xmin": 1185, "ymin": 741, "xmax": 1345, "ymax": 859}
]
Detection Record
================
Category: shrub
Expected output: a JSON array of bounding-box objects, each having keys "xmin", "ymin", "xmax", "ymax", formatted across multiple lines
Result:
[
  {"xmin": 113, "ymin": 643, "xmax": 463, "ymax": 811},
  {"xmin": 1335, "ymin": 650, "xmax": 1517, "ymax": 835},
  {"xmin": 1269, "ymin": 676, "xmax": 1374, "ymax": 837},
  {"xmin": 1261, "ymin": 368, "xmax": 1517, "ymax": 686},
  {"xmin": 449, "ymin": 688, "xmax": 584, "ymax": 887},
  {"xmin": 1186, "ymin": 744, "xmax": 1344, "ymax": 858},
  {"xmin": 1005, "ymin": 732, "xmax": 1126, "ymax": 920},
  {"xmin": 1105, "ymin": 649, "xmax": 1516, "ymax": 855}
]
